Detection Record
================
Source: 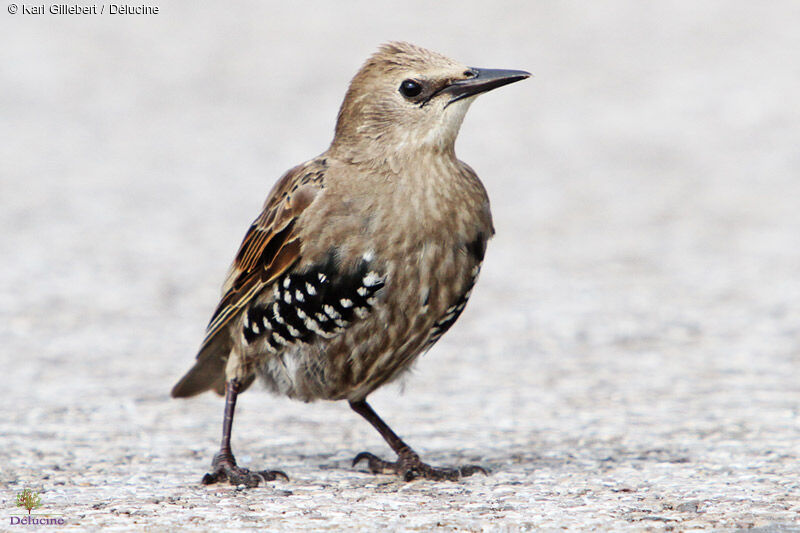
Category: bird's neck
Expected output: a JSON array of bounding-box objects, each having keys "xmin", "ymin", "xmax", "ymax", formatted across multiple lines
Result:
[{"xmin": 327, "ymin": 135, "xmax": 458, "ymax": 171}]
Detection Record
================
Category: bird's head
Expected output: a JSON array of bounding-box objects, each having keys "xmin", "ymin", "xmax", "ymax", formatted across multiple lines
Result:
[{"xmin": 330, "ymin": 42, "xmax": 530, "ymax": 161}]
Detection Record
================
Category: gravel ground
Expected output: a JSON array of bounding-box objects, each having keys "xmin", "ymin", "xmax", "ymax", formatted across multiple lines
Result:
[{"xmin": 2, "ymin": 1, "xmax": 800, "ymax": 531}]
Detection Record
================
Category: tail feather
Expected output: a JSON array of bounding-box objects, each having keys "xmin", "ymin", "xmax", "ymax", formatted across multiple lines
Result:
[{"xmin": 171, "ymin": 333, "xmax": 232, "ymax": 398}]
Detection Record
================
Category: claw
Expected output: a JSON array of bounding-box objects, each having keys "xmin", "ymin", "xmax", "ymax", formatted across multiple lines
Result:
[
  {"xmin": 201, "ymin": 471, "xmax": 222, "ymax": 485},
  {"xmin": 352, "ymin": 451, "xmax": 397, "ymax": 474},
  {"xmin": 459, "ymin": 465, "xmax": 489, "ymax": 477},
  {"xmin": 352, "ymin": 452, "xmax": 374, "ymax": 467},
  {"xmin": 263, "ymin": 469, "xmax": 290, "ymax": 482}
]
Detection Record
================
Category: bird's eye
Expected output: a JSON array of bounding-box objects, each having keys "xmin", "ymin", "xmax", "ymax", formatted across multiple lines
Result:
[{"xmin": 399, "ymin": 79, "xmax": 423, "ymax": 98}]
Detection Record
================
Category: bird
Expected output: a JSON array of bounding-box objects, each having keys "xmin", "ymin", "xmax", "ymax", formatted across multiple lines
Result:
[{"xmin": 171, "ymin": 41, "xmax": 529, "ymax": 487}]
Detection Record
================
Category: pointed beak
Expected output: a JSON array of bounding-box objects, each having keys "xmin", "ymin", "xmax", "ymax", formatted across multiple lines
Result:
[{"xmin": 443, "ymin": 67, "xmax": 531, "ymax": 106}]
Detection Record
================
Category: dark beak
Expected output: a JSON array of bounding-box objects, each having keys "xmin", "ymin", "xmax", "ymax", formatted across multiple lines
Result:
[{"xmin": 443, "ymin": 68, "xmax": 531, "ymax": 106}]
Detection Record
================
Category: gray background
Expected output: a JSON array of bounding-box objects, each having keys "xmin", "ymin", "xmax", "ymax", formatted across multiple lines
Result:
[{"xmin": 2, "ymin": 1, "xmax": 799, "ymax": 530}]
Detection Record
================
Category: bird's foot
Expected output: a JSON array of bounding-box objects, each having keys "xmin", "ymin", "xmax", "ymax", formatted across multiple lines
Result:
[
  {"xmin": 352, "ymin": 451, "xmax": 487, "ymax": 481},
  {"xmin": 201, "ymin": 450, "xmax": 288, "ymax": 488}
]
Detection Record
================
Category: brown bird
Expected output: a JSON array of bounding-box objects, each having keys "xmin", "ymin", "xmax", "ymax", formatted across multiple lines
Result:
[{"xmin": 171, "ymin": 41, "xmax": 529, "ymax": 486}]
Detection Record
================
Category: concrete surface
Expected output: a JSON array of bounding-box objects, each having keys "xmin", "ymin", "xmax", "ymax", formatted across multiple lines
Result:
[{"xmin": 2, "ymin": 1, "xmax": 799, "ymax": 530}]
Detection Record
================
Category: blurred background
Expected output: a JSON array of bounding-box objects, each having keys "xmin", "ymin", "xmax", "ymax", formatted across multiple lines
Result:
[{"xmin": 1, "ymin": 1, "xmax": 798, "ymax": 529}]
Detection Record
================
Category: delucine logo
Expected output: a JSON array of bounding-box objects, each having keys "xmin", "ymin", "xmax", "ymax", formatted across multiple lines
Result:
[{"xmin": 10, "ymin": 489, "xmax": 66, "ymax": 526}]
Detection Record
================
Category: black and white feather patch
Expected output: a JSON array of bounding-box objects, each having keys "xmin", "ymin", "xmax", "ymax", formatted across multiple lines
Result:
[
  {"xmin": 243, "ymin": 253, "xmax": 385, "ymax": 351},
  {"xmin": 425, "ymin": 265, "xmax": 479, "ymax": 347},
  {"xmin": 425, "ymin": 234, "xmax": 486, "ymax": 347}
]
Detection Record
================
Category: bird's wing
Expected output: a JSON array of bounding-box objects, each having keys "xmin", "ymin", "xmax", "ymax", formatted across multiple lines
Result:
[{"xmin": 171, "ymin": 160, "xmax": 326, "ymax": 398}]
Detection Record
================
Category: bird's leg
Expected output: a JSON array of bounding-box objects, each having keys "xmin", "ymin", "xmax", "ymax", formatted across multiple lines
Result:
[
  {"xmin": 349, "ymin": 399, "xmax": 487, "ymax": 481},
  {"xmin": 201, "ymin": 378, "xmax": 288, "ymax": 488}
]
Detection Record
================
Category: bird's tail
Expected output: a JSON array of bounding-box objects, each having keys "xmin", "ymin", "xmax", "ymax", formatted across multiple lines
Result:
[{"xmin": 171, "ymin": 333, "xmax": 241, "ymax": 397}]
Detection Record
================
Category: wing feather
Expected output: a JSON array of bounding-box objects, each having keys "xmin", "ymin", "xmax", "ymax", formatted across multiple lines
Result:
[{"xmin": 171, "ymin": 160, "xmax": 325, "ymax": 398}]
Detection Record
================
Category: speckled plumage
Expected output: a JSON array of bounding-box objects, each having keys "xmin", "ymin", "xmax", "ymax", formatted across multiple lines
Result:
[
  {"xmin": 241, "ymin": 153, "xmax": 490, "ymax": 403},
  {"xmin": 172, "ymin": 41, "xmax": 529, "ymax": 486}
]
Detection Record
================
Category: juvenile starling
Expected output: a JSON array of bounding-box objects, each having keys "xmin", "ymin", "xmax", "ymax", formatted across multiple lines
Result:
[{"xmin": 171, "ymin": 42, "xmax": 529, "ymax": 486}]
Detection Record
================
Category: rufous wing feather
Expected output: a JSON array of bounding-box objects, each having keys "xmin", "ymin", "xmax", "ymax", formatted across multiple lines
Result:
[{"xmin": 171, "ymin": 163, "xmax": 324, "ymax": 398}]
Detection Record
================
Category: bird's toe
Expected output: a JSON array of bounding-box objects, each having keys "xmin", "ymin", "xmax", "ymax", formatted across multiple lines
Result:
[
  {"xmin": 352, "ymin": 451, "xmax": 398, "ymax": 474},
  {"xmin": 352, "ymin": 451, "xmax": 488, "ymax": 481}
]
